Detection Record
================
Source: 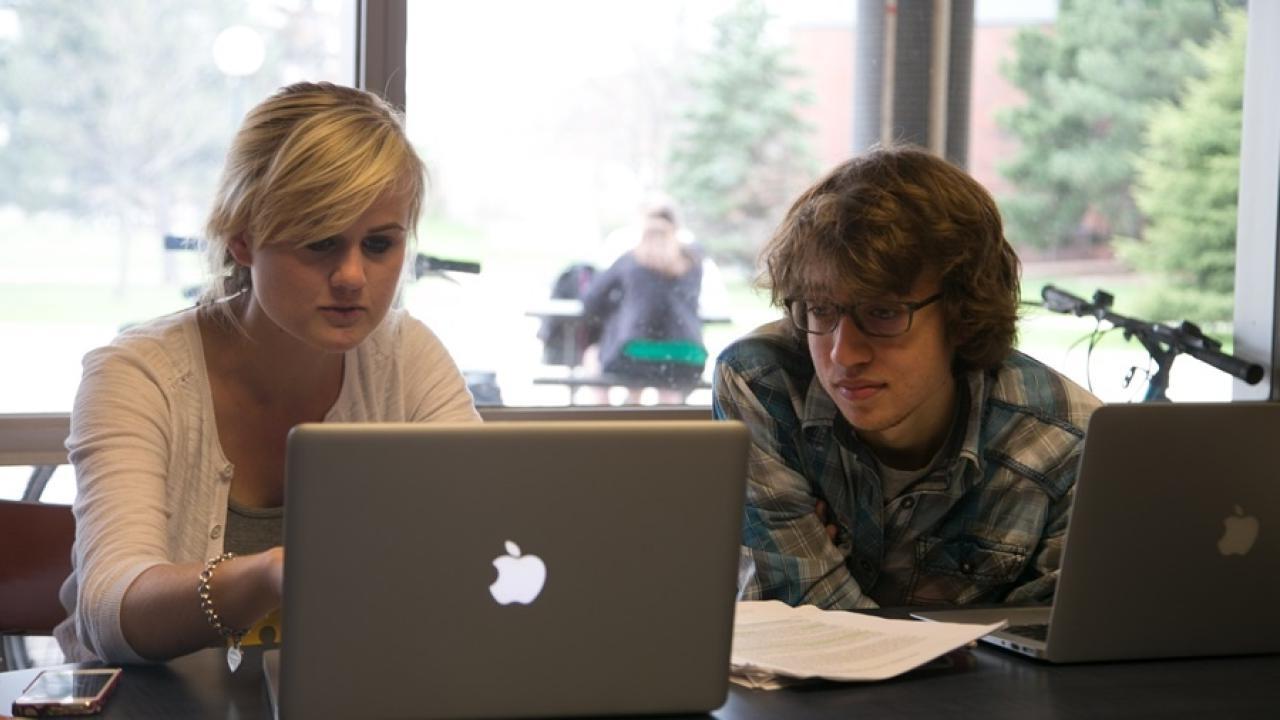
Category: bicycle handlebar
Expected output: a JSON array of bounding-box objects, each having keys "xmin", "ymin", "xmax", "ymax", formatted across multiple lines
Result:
[
  {"xmin": 1145, "ymin": 322, "xmax": 1264, "ymax": 385},
  {"xmin": 415, "ymin": 254, "xmax": 482, "ymax": 277},
  {"xmin": 1040, "ymin": 285, "xmax": 1093, "ymax": 316},
  {"xmin": 1039, "ymin": 284, "xmax": 1264, "ymax": 385}
]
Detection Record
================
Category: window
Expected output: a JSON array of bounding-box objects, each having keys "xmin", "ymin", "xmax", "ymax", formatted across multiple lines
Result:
[
  {"xmin": 403, "ymin": 1, "xmax": 808, "ymax": 407},
  {"xmin": 0, "ymin": 0, "xmax": 1272, "ymax": 423},
  {"xmin": 0, "ymin": 0, "xmax": 355, "ymax": 415},
  {"xmin": 978, "ymin": 0, "xmax": 1250, "ymax": 402},
  {"xmin": 399, "ymin": 0, "xmax": 1253, "ymax": 407}
]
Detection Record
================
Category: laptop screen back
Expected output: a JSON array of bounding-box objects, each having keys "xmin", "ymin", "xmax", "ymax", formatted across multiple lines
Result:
[
  {"xmin": 279, "ymin": 421, "xmax": 748, "ymax": 719},
  {"xmin": 1045, "ymin": 402, "xmax": 1280, "ymax": 662},
  {"xmin": 913, "ymin": 402, "xmax": 1280, "ymax": 663}
]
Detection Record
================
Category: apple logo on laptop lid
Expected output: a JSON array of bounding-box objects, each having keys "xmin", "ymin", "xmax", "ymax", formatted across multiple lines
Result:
[
  {"xmin": 490, "ymin": 540, "xmax": 548, "ymax": 604},
  {"xmin": 1217, "ymin": 505, "xmax": 1260, "ymax": 556}
]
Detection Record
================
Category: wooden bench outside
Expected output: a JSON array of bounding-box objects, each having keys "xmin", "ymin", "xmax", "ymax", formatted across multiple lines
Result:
[{"xmin": 533, "ymin": 373, "xmax": 711, "ymax": 405}]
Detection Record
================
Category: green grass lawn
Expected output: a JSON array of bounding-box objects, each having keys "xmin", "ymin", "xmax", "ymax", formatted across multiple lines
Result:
[{"xmin": 0, "ymin": 284, "xmax": 190, "ymax": 324}]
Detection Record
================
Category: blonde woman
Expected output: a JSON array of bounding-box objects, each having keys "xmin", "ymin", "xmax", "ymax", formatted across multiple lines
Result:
[
  {"xmin": 56, "ymin": 82, "xmax": 479, "ymax": 665},
  {"xmin": 582, "ymin": 204, "xmax": 708, "ymax": 405}
]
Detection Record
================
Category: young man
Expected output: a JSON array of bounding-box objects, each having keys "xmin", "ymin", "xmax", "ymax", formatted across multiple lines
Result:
[{"xmin": 713, "ymin": 146, "xmax": 1100, "ymax": 610}]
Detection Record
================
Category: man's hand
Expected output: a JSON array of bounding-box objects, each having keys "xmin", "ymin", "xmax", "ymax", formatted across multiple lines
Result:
[{"xmin": 815, "ymin": 499, "xmax": 838, "ymax": 543}]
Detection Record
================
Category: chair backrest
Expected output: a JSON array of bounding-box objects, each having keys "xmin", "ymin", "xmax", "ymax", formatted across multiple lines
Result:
[{"xmin": 0, "ymin": 500, "xmax": 74, "ymax": 634}]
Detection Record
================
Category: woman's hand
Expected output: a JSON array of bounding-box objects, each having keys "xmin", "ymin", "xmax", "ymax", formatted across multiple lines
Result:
[
  {"xmin": 119, "ymin": 546, "xmax": 286, "ymax": 661},
  {"xmin": 262, "ymin": 546, "xmax": 285, "ymax": 605}
]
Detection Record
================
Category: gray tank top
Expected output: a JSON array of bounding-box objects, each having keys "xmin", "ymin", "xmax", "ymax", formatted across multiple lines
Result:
[{"xmin": 223, "ymin": 499, "xmax": 284, "ymax": 556}]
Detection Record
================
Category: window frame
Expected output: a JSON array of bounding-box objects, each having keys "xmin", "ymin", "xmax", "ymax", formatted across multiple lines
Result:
[{"xmin": 1228, "ymin": 0, "xmax": 1279, "ymax": 400}]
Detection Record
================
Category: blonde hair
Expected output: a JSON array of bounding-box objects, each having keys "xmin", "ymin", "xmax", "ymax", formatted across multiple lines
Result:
[{"xmin": 201, "ymin": 81, "xmax": 426, "ymax": 323}]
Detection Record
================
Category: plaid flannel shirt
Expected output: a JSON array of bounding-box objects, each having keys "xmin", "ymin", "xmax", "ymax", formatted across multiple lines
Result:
[{"xmin": 713, "ymin": 320, "xmax": 1101, "ymax": 609}]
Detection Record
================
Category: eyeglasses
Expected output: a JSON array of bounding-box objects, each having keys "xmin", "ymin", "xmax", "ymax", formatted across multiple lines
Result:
[{"xmin": 785, "ymin": 293, "xmax": 943, "ymax": 337}]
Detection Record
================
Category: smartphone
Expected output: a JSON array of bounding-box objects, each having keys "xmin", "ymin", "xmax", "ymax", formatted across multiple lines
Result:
[{"xmin": 11, "ymin": 668, "xmax": 122, "ymax": 717}]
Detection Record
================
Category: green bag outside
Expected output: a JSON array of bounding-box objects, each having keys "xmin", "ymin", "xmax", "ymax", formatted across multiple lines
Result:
[{"xmin": 621, "ymin": 339, "xmax": 708, "ymax": 366}]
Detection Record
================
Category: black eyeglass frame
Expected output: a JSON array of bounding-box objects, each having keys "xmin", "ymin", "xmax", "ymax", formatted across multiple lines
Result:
[{"xmin": 785, "ymin": 292, "xmax": 944, "ymax": 338}]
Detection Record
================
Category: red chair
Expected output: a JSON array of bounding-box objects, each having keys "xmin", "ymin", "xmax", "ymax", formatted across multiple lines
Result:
[{"xmin": 0, "ymin": 500, "xmax": 74, "ymax": 634}]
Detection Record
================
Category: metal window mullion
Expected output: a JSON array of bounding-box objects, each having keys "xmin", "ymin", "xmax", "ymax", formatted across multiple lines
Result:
[
  {"xmin": 1232, "ymin": 2, "xmax": 1280, "ymax": 400},
  {"xmin": 356, "ymin": 0, "xmax": 407, "ymax": 109}
]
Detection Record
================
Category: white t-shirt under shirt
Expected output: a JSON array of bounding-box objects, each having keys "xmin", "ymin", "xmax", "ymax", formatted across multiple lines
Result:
[{"xmin": 55, "ymin": 306, "xmax": 480, "ymax": 663}]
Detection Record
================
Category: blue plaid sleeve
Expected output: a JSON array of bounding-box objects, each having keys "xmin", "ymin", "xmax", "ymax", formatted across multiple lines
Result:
[
  {"xmin": 713, "ymin": 340, "xmax": 878, "ymax": 610},
  {"xmin": 1001, "ymin": 443, "xmax": 1084, "ymax": 603}
]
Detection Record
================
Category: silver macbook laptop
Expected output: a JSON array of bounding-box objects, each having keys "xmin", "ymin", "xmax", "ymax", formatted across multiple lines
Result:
[
  {"xmin": 914, "ymin": 402, "xmax": 1280, "ymax": 663},
  {"xmin": 268, "ymin": 420, "xmax": 748, "ymax": 719}
]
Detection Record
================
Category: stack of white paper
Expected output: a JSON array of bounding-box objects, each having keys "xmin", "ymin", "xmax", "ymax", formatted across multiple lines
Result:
[{"xmin": 730, "ymin": 600, "xmax": 1005, "ymax": 690}]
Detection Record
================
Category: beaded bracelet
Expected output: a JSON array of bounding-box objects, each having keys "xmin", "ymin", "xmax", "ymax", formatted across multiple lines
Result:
[{"xmin": 197, "ymin": 552, "xmax": 249, "ymax": 672}]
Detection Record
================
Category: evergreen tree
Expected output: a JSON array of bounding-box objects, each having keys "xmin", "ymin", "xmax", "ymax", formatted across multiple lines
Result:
[
  {"xmin": 997, "ymin": 0, "xmax": 1235, "ymax": 252},
  {"xmin": 1115, "ymin": 9, "xmax": 1245, "ymax": 323},
  {"xmin": 0, "ymin": 1, "xmax": 330, "ymax": 287},
  {"xmin": 665, "ymin": 0, "xmax": 814, "ymax": 267},
  {"xmin": 1, "ymin": 1, "xmax": 246, "ymax": 222}
]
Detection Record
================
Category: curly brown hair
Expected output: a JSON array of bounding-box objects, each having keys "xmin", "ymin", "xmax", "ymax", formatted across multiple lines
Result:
[{"xmin": 760, "ymin": 145, "xmax": 1020, "ymax": 371}]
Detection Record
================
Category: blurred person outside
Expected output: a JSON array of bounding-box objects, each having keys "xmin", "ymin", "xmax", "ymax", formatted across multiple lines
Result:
[{"xmin": 581, "ymin": 201, "xmax": 714, "ymax": 405}]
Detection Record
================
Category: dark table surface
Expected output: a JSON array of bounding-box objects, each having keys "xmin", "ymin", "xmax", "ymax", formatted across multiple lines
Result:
[{"xmin": 3, "ymin": 641, "xmax": 1278, "ymax": 719}]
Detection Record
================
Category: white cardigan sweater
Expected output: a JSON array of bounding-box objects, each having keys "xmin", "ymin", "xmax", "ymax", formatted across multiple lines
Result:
[{"xmin": 55, "ymin": 307, "xmax": 480, "ymax": 662}]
